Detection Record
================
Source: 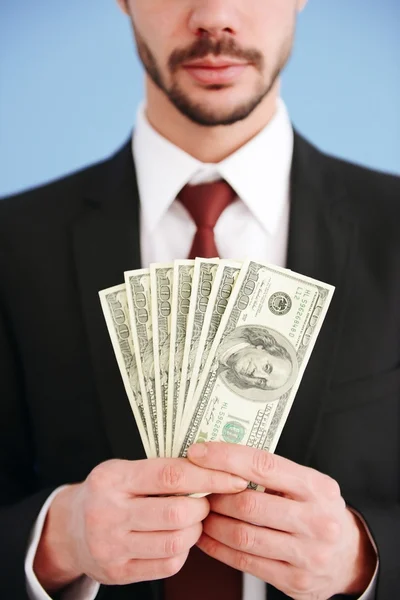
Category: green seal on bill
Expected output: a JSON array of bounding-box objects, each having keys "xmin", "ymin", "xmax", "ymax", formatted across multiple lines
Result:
[{"xmin": 222, "ymin": 421, "xmax": 246, "ymax": 444}]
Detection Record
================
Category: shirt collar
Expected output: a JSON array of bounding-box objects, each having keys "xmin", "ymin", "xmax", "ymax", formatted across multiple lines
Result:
[{"xmin": 133, "ymin": 98, "xmax": 293, "ymax": 236}]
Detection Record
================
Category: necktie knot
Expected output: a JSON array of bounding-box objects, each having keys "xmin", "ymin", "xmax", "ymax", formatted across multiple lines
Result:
[
  {"xmin": 178, "ymin": 180, "xmax": 236, "ymax": 230},
  {"xmin": 178, "ymin": 180, "xmax": 236, "ymax": 259}
]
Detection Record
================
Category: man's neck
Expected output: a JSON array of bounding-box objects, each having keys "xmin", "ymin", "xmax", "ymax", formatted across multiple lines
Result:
[{"xmin": 144, "ymin": 78, "xmax": 280, "ymax": 163}]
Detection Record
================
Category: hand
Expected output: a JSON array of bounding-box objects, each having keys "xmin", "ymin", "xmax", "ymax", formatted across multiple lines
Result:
[
  {"xmin": 33, "ymin": 457, "xmax": 247, "ymax": 592},
  {"xmin": 187, "ymin": 443, "xmax": 377, "ymax": 600}
]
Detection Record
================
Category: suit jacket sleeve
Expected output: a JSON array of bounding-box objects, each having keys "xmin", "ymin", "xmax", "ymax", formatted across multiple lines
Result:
[
  {"xmin": 350, "ymin": 501, "xmax": 400, "ymax": 599},
  {"xmin": 0, "ymin": 255, "xmax": 57, "ymax": 599}
]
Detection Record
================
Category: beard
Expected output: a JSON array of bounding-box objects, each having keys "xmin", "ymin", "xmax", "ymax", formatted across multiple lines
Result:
[{"xmin": 133, "ymin": 27, "xmax": 293, "ymax": 127}]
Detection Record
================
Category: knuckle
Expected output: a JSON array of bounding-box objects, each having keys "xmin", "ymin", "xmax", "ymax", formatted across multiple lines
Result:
[
  {"xmin": 235, "ymin": 551, "xmax": 252, "ymax": 573},
  {"xmin": 163, "ymin": 554, "xmax": 186, "ymax": 577},
  {"xmin": 234, "ymin": 524, "xmax": 256, "ymax": 552},
  {"xmin": 311, "ymin": 512, "xmax": 341, "ymax": 543},
  {"xmin": 164, "ymin": 501, "xmax": 187, "ymax": 527},
  {"xmin": 160, "ymin": 463, "xmax": 185, "ymax": 492},
  {"xmin": 290, "ymin": 571, "xmax": 312, "ymax": 594},
  {"xmin": 204, "ymin": 535, "xmax": 220, "ymax": 556},
  {"xmin": 252, "ymin": 450, "xmax": 275, "ymax": 479},
  {"xmin": 323, "ymin": 517, "xmax": 342, "ymax": 543},
  {"xmin": 310, "ymin": 547, "xmax": 331, "ymax": 571},
  {"xmin": 294, "ymin": 477, "xmax": 312, "ymax": 499},
  {"xmin": 236, "ymin": 491, "xmax": 259, "ymax": 520},
  {"xmin": 322, "ymin": 475, "xmax": 341, "ymax": 499},
  {"xmin": 87, "ymin": 463, "xmax": 112, "ymax": 492},
  {"xmin": 301, "ymin": 468, "xmax": 323, "ymax": 500},
  {"xmin": 164, "ymin": 533, "xmax": 184, "ymax": 556},
  {"xmin": 208, "ymin": 469, "xmax": 221, "ymax": 490},
  {"xmin": 337, "ymin": 495, "xmax": 347, "ymax": 512}
]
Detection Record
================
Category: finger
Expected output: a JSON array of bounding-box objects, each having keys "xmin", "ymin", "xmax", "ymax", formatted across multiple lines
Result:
[
  {"xmin": 209, "ymin": 490, "xmax": 304, "ymax": 533},
  {"xmin": 187, "ymin": 443, "xmax": 335, "ymax": 501},
  {"xmin": 197, "ymin": 533, "xmax": 296, "ymax": 593},
  {"xmin": 120, "ymin": 458, "xmax": 247, "ymax": 496},
  {"xmin": 203, "ymin": 513, "xmax": 303, "ymax": 566},
  {"xmin": 106, "ymin": 552, "xmax": 189, "ymax": 585},
  {"xmin": 122, "ymin": 523, "xmax": 202, "ymax": 559},
  {"xmin": 210, "ymin": 492, "xmax": 343, "ymax": 542},
  {"xmin": 127, "ymin": 496, "xmax": 210, "ymax": 531}
]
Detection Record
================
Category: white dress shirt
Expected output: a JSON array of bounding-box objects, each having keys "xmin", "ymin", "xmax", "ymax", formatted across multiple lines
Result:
[{"xmin": 26, "ymin": 99, "xmax": 377, "ymax": 600}]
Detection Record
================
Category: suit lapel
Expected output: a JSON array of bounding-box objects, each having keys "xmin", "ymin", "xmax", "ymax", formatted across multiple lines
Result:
[
  {"xmin": 267, "ymin": 133, "xmax": 358, "ymax": 600},
  {"xmin": 276, "ymin": 132, "xmax": 358, "ymax": 467},
  {"xmin": 72, "ymin": 141, "xmax": 147, "ymax": 461}
]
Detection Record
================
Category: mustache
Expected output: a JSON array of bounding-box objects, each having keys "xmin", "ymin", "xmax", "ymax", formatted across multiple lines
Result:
[{"xmin": 168, "ymin": 36, "xmax": 264, "ymax": 72}]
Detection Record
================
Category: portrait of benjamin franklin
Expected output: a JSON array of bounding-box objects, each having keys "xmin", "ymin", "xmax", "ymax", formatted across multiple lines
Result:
[{"xmin": 216, "ymin": 325, "xmax": 298, "ymax": 402}]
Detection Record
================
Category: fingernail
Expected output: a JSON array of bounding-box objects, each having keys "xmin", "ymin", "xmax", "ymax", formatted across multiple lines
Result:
[
  {"xmin": 188, "ymin": 443, "xmax": 207, "ymax": 458},
  {"xmin": 232, "ymin": 476, "xmax": 248, "ymax": 490}
]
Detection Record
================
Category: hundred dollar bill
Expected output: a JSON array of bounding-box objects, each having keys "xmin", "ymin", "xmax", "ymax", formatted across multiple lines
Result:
[
  {"xmin": 176, "ymin": 260, "xmax": 242, "ymax": 454},
  {"xmin": 125, "ymin": 269, "xmax": 163, "ymax": 457},
  {"xmin": 175, "ymin": 258, "xmax": 220, "ymax": 437},
  {"xmin": 150, "ymin": 263, "xmax": 173, "ymax": 457},
  {"xmin": 166, "ymin": 259, "xmax": 195, "ymax": 457},
  {"xmin": 99, "ymin": 284, "xmax": 153, "ymax": 458},
  {"xmin": 178, "ymin": 260, "xmax": 335, "ymax": 474}
]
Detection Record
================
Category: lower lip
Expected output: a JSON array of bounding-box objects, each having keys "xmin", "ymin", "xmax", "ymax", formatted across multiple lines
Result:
[{"xmin": 183, "ymin": 64, "xmax": 247, "ymax": 85}]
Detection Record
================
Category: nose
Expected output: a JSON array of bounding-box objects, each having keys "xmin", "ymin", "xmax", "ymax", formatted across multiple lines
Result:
[{"xmin": 188, "ymin": 0, "xmax": 241, "ymax": 38}]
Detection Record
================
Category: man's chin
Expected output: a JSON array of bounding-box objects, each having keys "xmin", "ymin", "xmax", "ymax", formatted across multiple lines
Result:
[
  {"xmin": 168, "ymin": 94, "xmax": 263, "ymax": 127},
  {"xmin": 165, "ymin": 74, "xmax": 271, "ymax": 125}
]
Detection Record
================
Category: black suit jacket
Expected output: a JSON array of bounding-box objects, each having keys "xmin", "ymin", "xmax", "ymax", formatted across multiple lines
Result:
[{"xmin": 0, "ymin": 133, "xmax": 399, "ymax": 600}]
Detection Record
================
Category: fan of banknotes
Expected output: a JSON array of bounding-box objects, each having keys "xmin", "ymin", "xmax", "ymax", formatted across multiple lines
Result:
[{"xmin": 99, "ymin": 258, "xmax": 334, "ymax": 470}]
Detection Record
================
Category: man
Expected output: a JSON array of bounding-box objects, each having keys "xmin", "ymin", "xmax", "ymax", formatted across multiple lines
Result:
[{"xmin": 0, "ymin": 1, "xmax": 399, "ymax": 599}]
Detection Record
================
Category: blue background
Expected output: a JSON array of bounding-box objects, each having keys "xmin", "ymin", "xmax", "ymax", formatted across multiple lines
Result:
[{"xmin": 1, "ymin": 0, "xmax": 399, "ymax": 197}]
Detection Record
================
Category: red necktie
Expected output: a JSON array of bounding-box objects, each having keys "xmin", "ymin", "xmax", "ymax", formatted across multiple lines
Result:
[
  {"xmin": 178, "ymin": 180, "xmax": 237, "ymax": 259},
  {"xmin": 164, "ymin": 180, "xmax": 242, "ymax": 600},
  {"xmin": 164, "ymin": 545, "xmax": 242, "ymax": 600}
]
